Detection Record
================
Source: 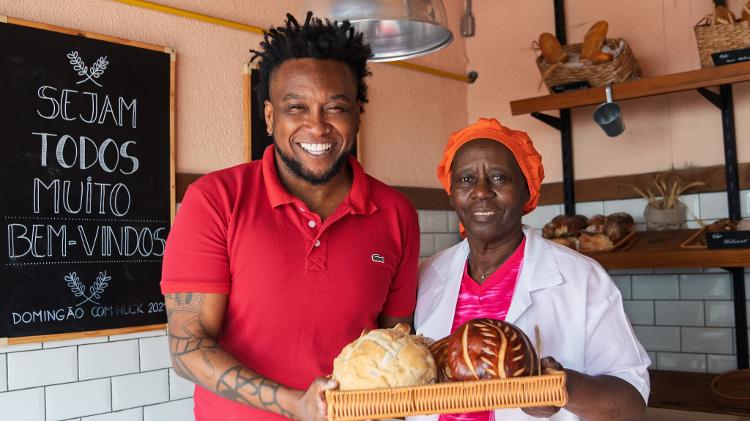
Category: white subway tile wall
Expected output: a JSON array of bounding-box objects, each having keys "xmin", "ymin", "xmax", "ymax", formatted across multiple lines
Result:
[
  {"xmin": 417, "ymin": 210, "xmax": 449, "ymax": 233},
  {"xmin": 705, "ymin": 301, "xmax": 735, "ymax": 327},
  {"xmin": 1, "ymin": 190, "xmax": 748, "ymax": 421},
  {"xmin": 46, "ymin": 378, "xmax": 111, "ymax": 420},
  {"xmin": 0, "ymin": 387, "xmax": 46, "ymax": 421},
  {"xmin": 83, "ymin": 408, "xmax": 143, "ymax": 421},
  {"xmin": 602, "ymin": 197, "xmax": 649, "ymax": 223},
  {"xmin": 654, "ymin": 301, "xmax": 704, "ymax": 326},
  {"xmin": 623, "ymin": 301, "xmax": 654, "ymax": 325},
  {"xmin": 0, "ymin": 329, "xmax": 185, "ymax": 421},
  {"xmin": 43, "ymin": 337, "xmax": 109, "ymax": 349},
  {"xmin": 611, "ymin": 276, "xmax": 631, "ymax": 299},
  {"xmin": 707, "ymin": 354, "xmax": 738, "ymax": 373},
  {"xmin": 0, "ymin": 354, "xmax": 6, "ymax": 392},
  {"xmin": 656, "ymin": 352, "xmax": 707, "ymax": 373},
  {"xmin": 698, "ymin": 192, "xmax": 730, "ymax": 220},
  {"xmin": 680, "ymin": 274, "xmax": 732, "ymax": 300},
  {"xmin": 139, "ymin": 336, "xmax": 171, "ymax": 372},
  {"xmin": 168, "ymin": 369, "xmax": 195, "ymax": 400},
  {"xmin": 143, "ymin": 399, "xmax": 195, "ymax": 421},
  {"xmin": 79, "ymin": 340, "xmax": 140, "ymax": 380},
  {"xmin": 632, "ymin": 326, "xmax": 681, "ymax": 352},
  {"xmin": 520, "ymin": 204, "xmax": 562, "ymax": 229},
  {"xmin": 8, "ymin": 346, "xmax": 78, "ymax": 390},
  {"xmin": 418, "ymin": 210, "xmax": 462, "ymax": 258},
  {"xmin": 573, "ymin": 201, "xmax": 604, "ymax": 217},
  {"xmin": 682, "ymin": 327, "xmax": 735, "ymax": 354},
  {"xmin": 419, "ymin": 233, "xmax": 436, "ymax": 257},
  {"xmin": 631, "ymin": 275, "xmax": 680, "ymax": 300},
  {"xmin": 0, "ymin": 342, "xmax": 42, "ymax": 353},
  {"xmin": 111, "ymin": 370, "xmax": 170, "ymax": 411}
]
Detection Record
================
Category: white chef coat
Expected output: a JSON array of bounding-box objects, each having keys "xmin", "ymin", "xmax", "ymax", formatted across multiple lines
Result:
[{"xmin": 410, "ymin": 226, "xmax": 650, "ymax": 421}]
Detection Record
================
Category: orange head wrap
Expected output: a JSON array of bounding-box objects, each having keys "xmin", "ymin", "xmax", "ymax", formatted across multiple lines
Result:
[{"xmin": 437, "ymin": 117, "xmax": 545, "ymax": 215}]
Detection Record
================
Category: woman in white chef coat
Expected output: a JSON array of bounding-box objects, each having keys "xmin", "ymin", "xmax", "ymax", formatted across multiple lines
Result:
[{"xmin": 413, "ymin": 118, "xmax": 650, "ymax": 421}]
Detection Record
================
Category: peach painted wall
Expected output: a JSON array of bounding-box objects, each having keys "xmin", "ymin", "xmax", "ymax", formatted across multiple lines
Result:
[
  {"xmin": 1, "ymin": 0, "xmax": 468, "ymax": 188},
  {"xmin": 466, "ymin": 0, "xmax": 750, "ymax": 184}
]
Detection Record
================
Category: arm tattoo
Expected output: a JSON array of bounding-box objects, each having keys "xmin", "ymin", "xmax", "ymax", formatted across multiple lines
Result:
[
  {"xmin": 217, "ymin": 366, "xmax": 294, "ymax": 419},
  {"xmin": 165, "ymin": 293, "xmax": 295, "ymax": 418}
]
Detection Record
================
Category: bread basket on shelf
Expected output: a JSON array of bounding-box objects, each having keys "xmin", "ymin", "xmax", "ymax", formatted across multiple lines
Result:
[
  {"xmin": 325, "ymin": 371, "xmax": 568, "ymax": 421},
  {"xmin": 536, "ymin": 38, "xmax": 641, "ymax": 91},
  {"xmin": 694, "ymin": 17, "xmax": 750, "ymax": 68}
]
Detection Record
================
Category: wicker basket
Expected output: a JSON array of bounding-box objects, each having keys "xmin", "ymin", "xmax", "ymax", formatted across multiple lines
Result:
[
  {"xmin": 536, "ymin": 38, "xmax": 641, "ymax": 91},
  {"xmin": 694, "ymin": 19, "xmax": 750, "ymax": 68},
  {"xmin": 325, "ymin": 372, "xmax": 568, "ymax": 421}
]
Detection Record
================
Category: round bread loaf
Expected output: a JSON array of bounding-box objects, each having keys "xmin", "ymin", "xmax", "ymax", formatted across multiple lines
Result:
[
  {"xmin": 542, "ymin": 214, "xmax": 589, "ymax": 238},
  {"xmin": 603, "ymin": 212, "xmax": 634, "ymax": 243},
  {"xmin": 429, "ymin": 318, "xmax": 540, "ymax": 382},
  {"xmin": 332, "ymin": 323, "xmax": 437, "ymax": 390}
]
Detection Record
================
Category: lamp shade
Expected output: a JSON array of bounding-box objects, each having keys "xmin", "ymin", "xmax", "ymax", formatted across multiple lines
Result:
[{"xmin": 302, "ymin": 0, "xmax": 453, "ymax": 62}]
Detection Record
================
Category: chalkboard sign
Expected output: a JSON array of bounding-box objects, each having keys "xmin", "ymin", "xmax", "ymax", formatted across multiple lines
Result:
[
  {"xmin": 0, "ymin": 17, "xmax": 175, "ymax": 341},
  {"xmin": 243, "ymin": 63, "xmax": 360, "ymax": 162}
]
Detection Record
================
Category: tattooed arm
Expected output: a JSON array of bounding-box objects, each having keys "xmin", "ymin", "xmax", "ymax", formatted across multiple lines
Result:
[{"xmin": 165, "ymin": 292, "xmax": 336, "ymax": 421}]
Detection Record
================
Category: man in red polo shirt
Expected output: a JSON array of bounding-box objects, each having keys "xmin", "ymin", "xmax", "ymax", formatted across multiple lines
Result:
[{"xmin": 160, "ymin": 12, "xmax": 419, "ymax": 421}]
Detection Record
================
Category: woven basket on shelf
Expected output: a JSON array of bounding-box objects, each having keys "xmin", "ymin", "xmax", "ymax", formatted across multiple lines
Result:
[
  {"xmin": 536, "ymin": 38, "xmax": 641, "ymax": 91},
  {"xmin": 325, "ymin": 371, "xmax": 567, "ymax": 421},
  {"xmin": 694, "ymin": 18, "xmax": 750, "ymax": 68}
]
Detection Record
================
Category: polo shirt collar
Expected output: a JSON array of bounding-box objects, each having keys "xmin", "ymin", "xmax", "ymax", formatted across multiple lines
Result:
[{"xmin": 261, "ymin": 145, "xmax": 377, "ymax": 215}]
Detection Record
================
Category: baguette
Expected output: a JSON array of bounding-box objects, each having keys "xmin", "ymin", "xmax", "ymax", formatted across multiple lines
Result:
[
  {"xmin": 714, "ymin": 5, "xmax": 737, "ymax": 24},
  {"xmin": 591, "ymin": 51, "xmax": 613, "ymax": 64},
  {"xmin": 538, "ymin": 32, "xmax": 568, "ymax": 64},
  {"xmin": 581, "ymin": 21, "xmax": 608, "ymax": 61}
]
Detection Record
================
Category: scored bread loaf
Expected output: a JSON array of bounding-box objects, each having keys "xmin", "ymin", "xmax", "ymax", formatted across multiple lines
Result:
[
  {"xmin": 332, "ymin": 323, "xmax": 437, "ymax": 390},
  {"xmin": 429, "ymin": 318, "xmax": 540, "ymax": 382}
]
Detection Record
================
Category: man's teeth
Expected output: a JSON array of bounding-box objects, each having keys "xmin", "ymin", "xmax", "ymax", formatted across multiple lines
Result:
[
  {"xmin": 474, "ymin": 211, "xmax": 494, "ymax": 216},
  {"xmin": 300, "ymin": 143, "xmax": 333, "ymax": 154}
]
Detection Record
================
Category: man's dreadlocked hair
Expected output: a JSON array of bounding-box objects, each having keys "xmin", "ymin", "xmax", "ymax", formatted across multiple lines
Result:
[{"xmin": 250, "ymin": 12, "xmax": 372, "ymax": 112}]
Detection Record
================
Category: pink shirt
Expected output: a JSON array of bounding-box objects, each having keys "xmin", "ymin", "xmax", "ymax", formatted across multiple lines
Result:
[{"xmin": 439, "ymin": 237, "xmax": 525, "ymax": 421}]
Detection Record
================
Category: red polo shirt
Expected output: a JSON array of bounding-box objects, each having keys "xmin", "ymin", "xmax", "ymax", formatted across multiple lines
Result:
[{"xmin": 161, "ymin": 146, "xmax": 419, "ymax": 421}]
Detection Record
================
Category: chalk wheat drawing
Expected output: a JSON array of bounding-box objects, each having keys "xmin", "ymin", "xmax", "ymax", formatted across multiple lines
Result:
[
  {"xmin": 65, "ymin": 271, "xmax": 111, "ymax": 306},
  {"xmin": 67, "ymin": 51, "xmax": 108, "ymax": 87}
]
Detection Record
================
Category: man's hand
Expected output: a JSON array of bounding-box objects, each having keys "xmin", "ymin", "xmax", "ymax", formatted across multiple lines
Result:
[
  {"xmin": 293, "ymin": 377, "xmax": 339, "ymax": 421},
  {"xmin": 521, "ymin": 356, "xmax": 564, "ymax": 418}
]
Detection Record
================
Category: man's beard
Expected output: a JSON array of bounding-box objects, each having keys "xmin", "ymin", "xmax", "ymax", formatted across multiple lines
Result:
[{"xmin": 275, "ymin": 143, "xmax": 349, "ymax": 185}]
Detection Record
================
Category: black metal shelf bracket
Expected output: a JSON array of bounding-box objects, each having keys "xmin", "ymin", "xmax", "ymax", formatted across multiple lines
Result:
[
  {"xmin": 552, "ymin": 0, "xmax": 576, "ymax": 216},
  {"xmin": 530, "ymin": 112, "xmax": 562, "ymax": 130},
  {"xmin": 700, "ymin": 82, "xmax": 748, "ymax": 370},
  {"xmin": 697, "ymin": 87, "xmax": 722, "ymax": 109}
]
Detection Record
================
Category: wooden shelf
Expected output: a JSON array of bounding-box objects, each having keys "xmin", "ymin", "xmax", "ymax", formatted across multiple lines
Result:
[
  {"xmin": 581, "ymin": 229, "xmax": 750, "ymax": 269},
  {"xmin": 510, "ymin": 61, "xmax": 750, "ymax": 115},
  {"xmin": 649, "ymin": 369, "xmax": 750, "ymax": 416}
]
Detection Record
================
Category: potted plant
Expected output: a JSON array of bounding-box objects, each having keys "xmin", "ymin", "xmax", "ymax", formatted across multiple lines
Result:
[{"xmin": 632, "ymin": 175, "xmax": 706, "ymax": 230}]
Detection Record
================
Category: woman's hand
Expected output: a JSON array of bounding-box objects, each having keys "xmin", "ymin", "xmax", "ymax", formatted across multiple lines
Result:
[
  {"xmin": 293, "ymin": 377, "xmax": 339, "ymax": 421},
  {"xmin": 521, "ymin": 356, "xmax": 564, "ymax": 418}
]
